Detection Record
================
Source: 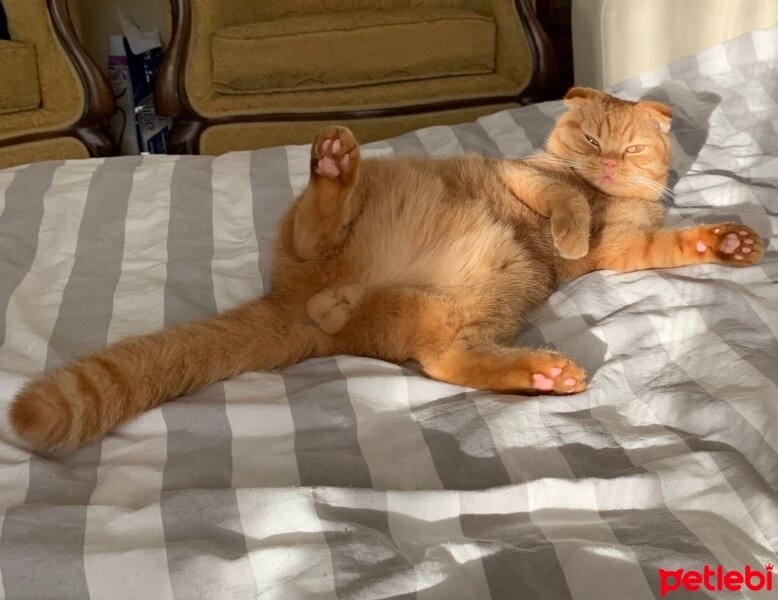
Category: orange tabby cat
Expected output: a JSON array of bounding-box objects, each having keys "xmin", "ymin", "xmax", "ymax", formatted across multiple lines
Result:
[{"xmin": 9, "ymin": 88, "xmax": 763, "ymax": 453}]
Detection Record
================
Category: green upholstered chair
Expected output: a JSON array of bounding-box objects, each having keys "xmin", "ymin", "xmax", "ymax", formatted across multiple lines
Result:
[
  {"xmin": 157, "ymin": 0, "xmax": 557, "ymax": 154},
  {"xmin": 0, "ymin": 0, "xmax": 114, "ymax": 170}
]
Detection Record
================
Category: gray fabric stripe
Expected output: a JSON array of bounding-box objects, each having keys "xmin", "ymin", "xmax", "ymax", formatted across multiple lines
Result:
[
  {"xmin": 571, "ymin": 276, "xmax": 778, "ymax": 492},
  {"xmin": 668, "ymin": 53, "xmax": 700, "ymax": 82},
  {"xmin": 661, "ymin": 270, "xmax": 778, "ymax": 385},
  {"xmin": 521, "ymin": 307, "xmax": 639, "ymax": 480},
  {"xmin": 249, "ymin": 146, "xmax": 291, "ymax": 291},
  {"xmin": 284, "ymin": 357, "xmax": 372, "ymax": 488},
  {"xmin": 386, "ymin": 132, "xmax": 427, "ymax": 156},
  {"xmin": 0, "ymin": 161, "xmax": 61, "ymax": 348},
  {"xmin": 725, "ymin": 30, "xmax": 759, "ymax": 79},
  {"xmin": 752, "ymin": 117, "xmax": 778, "ymax": 155},
  {"xmin": 161, "ymin": 156, "xmax": 257, "ymax": 600},
  {"xmin": 45, "ymin": 156, "xmax": 142, "ymax": 367},
  {"xmin": 640, "ymin": 88, "xmax": 713, "ymax": 174},
  {"xmin": 450, "ymin": 121, "xmax": 503, "ymax": 157},
  {"xmin": 0, "ymin": 156, "xmax": 138, "ymax": 600},
  {"xmin": 706, "ymin": 451, "xmax": 778, "ymax": 551},
  {"xmin": 313, "ymin": 488, "xmax": 416, "ymax": 600},
  {"xmin": 460, "ymin": 489, "xmax": 574, "ymax": 600},
  {"xmin": 410, "ymin": 391, "xmax": 511, "ymax": 490},
  {"xmin": 544, "ymin": 408, "xmax": 645, "ymax": 479},
  {"xmin": 507, "ymin": 104, "xmax": 555, "ymax": 148},
  {"xmin": 595, "ymin": 480, "xmax": 723, "ymax": 600}
]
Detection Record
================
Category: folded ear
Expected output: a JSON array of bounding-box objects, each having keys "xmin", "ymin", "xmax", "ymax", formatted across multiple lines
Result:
[
  {"xmin": 640, "ymin": 100, "xmax": 672, "ymax": 133},
  {"xmin": 564, "ymin": 87, "xmax": 603, "ymax": 109}
]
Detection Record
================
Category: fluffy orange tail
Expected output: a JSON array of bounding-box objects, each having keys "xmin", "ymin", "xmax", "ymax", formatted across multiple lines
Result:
[{"xmin": 9, "ymin": 297, "xmax": 314, "ymax": 453}]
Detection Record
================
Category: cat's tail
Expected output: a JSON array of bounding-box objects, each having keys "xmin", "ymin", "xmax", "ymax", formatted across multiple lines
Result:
[{"xmin": 9, "ymin": 297, "xmax": 315, "ymax": 453}]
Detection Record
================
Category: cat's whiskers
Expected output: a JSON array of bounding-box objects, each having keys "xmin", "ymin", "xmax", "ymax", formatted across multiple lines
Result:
[{"xmin": 629, "ymin": 173, "xmax": 675, "ymax": 200}]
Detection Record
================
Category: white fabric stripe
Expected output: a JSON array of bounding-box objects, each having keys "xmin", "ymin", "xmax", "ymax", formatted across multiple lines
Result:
[
  {"xmin": 336, "ymin": 356, "xmax": 443, "ymax": 490},
  {"xmin": 536, "ymin": 101, "xmax": 566, "ymax": 120},
  {"xmin": 211, "ymin": 151, "xmax": 264, "ymax": 305},
  {"xmin": 286, "ymin": 144, "xmax": 312, "ymax": 197},
  {"xmin": 695, "ymin": 43, "xmax": 732, "ymax": 78},
  {"xmin": 638, "ymin": 65, "xmax": 673, "ymax": 88},
  {"xmin": 236, "ymin": 488, "xmax": 338, "ymax": 600},
  {"xmin": 213, "ymin": 151, "xmax": 317, "ymax": 590},
  {"xmin": 212, "ymin": 152, "xmax": 300, "ymax": 489},
  {"xmin": 698, "ymin": 263, "xmax": 778, "ymax": 339},
  {"xmin": 84, "ymin": 156, "xmax": 176, "ymax": 600},
  {"xmin": 0, "ymin": 170, "xmax": 17, "ymax": 218},
  {"xmin": 506, "ymin": 292, "xmax": 657, "ymax": 598},
  {"xmin": 476, "ymin": 110, "xmax": 536, "ymax": 157},
  {"xmin": 0, "ymin": 162, "xmax": 97, "ymax": 378},
  {"xmin": 0, "ymin": 161, "xmax": 95, "ymax": 596},
  {"xmin": 415, "ymin": 127, "xmax": 464, "ymax": 157},
  {"xmin": 475, "ymin": 397, "xmax": 576, "ymax": 481},
  {"xmin": 549, "ymin": 289, "xmax": 694, "ymax": 466},
  {"xmin": 361, "ymin": 140, "xmax": 395, "ymax": 159},
  {"xmin": 613, "ymin": 273, "xmax": 778, "ymax": 453},
  {"xmin": 525, "ymin": 479, "xmax": 655, "ymax": 600},
  {"xmin": 387, "ymin": 491, "xmax": 492, "ymax": 600},
  {"xmin": 227, "ymin": 372, "xmax": 299, "ymax": 488},
  {"xmin": 541, "ymin": 286, "xmax": 777, "ymax": 582},
  {"xmin": 752, "ymin": 28, "xmax": 778, "ymax": 63},
  {"xmin": 647, "ymin": 454, "xmax": 774, "ymax": 569}
]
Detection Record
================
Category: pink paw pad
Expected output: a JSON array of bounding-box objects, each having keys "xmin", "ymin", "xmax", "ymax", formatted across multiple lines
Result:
[
  {"xmin": 741, "ymin": 247, "xmax": 752, "ymax": 254},
  {"xmin": 332, "ymin": 138, "xmax": 341, "ymax": 154},
  {"xmin": 695, "ymin": 241, "xmax": 707, "ymax": 253},
  {"xmin": 322, "ymin": 138, "xmax": 333, "ymax": 153},
  {"xmin": 316, "ymin": 157, "xmax": 340, "ymax": 177},
  {"xmin": 532, "ymin": 373, "xmax": 555, "ymax": 391},
  {"xmin": 744, "ymin": 238, "xmax": 754, "ymax": 245},
  {"xmin": 719, "ymin": 233, "xmax": 741, "ymax": 254}
]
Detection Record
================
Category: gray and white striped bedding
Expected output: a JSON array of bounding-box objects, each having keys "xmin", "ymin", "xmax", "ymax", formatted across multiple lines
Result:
[{"xmin": 0, "ymin": 25, "xmax": 776, "ymax": 600}]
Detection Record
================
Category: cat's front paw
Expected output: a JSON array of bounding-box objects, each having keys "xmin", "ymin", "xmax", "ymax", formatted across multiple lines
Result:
[
  {"xmin": 307, "ymin": 283, "xmax": 366, "ymax": 334},
  {"xmin": 311, "ymin": 126, "xmax": 359, "ymax": 181},
  {"xmin": 551, "ymin": 213, "xmax": 589, "ymax": 259},
  {"xmin": 695, "ymin": 223, "xmax": 763, "ymax": 266}
]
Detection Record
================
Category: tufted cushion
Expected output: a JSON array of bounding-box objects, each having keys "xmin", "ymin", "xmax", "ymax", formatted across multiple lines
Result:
[
  {"xmin": 212, "ymin": 8, "xmax": 496, "ymax": 94},
  {"xmin": 0, "ymin": 40, "xmax": 41, "ymax": 114}
]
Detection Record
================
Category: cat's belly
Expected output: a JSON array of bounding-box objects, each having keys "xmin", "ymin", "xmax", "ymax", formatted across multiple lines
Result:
[{"xmin": 348, "ymin": 196, "xmax": 532, "ymax": 294}]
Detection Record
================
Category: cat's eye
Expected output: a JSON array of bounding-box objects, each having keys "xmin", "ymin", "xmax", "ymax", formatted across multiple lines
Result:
[
  {"xmin": 626, "ymin": 145, "xmax": 645, "ymax": 153},
  {"xmin": 584, "ymin": 134, "xmax": 600, "ymax": 147}
]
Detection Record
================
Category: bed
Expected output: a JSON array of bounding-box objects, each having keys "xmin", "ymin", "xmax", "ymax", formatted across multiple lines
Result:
[{"xmin": 0, "ymin": 25, "xmax": 776, "ymax": 600}]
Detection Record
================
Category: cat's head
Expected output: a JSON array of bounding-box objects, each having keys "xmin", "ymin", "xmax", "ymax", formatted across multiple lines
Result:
[{"xmin": 546, "ymin": 87, "xmax": 672, "ymax": 200}]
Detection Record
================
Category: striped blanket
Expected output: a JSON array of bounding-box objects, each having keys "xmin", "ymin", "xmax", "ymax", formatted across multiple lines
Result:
[{"xmin": 0, "ymin": 26, "xmax": 776, "ymax": 600}]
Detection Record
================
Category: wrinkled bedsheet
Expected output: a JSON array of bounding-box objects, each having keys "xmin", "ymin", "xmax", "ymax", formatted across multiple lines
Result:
[{"xmin": 0, "ymin": 25, "xmax": 776, "ymax": 600}]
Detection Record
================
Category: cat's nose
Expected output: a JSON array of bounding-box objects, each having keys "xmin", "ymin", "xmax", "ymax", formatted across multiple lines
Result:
[{"xmin": 602, "ymin": 159, "xmax": 618, "ymax": 170}]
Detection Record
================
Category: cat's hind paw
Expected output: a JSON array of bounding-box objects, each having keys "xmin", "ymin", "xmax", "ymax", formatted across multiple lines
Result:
[
  {"xmin": 528, "ymin": 353, "xmax": 587, "ymax": 394},
  {"xmin": 307, "ymin": 283, "xmax": 366, "ymax": 335},
  {"xmin": 311, "ymin": 126, "xmax": 359, "ymax": 182}
]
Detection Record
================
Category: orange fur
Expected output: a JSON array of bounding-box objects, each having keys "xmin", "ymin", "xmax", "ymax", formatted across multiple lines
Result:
[{"xmin": 9, "ymin": 92, "xmax": 764, "ymax": 453}]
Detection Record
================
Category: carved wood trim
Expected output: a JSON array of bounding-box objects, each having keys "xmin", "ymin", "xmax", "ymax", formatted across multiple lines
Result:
[
  {"xmin": 156, "ymin": 0, "xmax": 194, "ymax": 117},
  {"xmin": 48, "ymin": 0, "xmax": 115, "ymax": 123},
  {"xmin": 157, "ymin": 0, "xmax": 559, "ymax": 154}
]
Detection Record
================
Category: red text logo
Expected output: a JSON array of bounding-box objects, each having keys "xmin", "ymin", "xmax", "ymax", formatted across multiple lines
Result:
[{"xmin": 659, "ymin": 564, "xmax": 773, "ymax": 596}]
